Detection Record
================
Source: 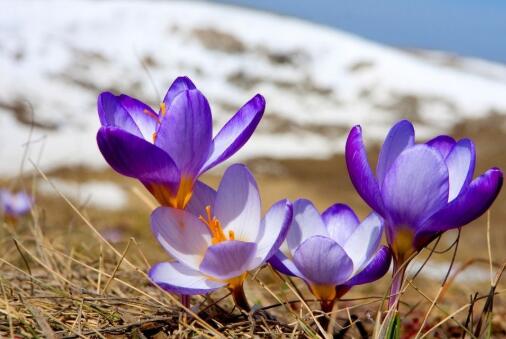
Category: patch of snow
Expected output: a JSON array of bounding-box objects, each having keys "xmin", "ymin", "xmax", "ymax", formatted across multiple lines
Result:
[
  {"xmin": 1, "ymin": 0, "xmax": 506, "ymax": 176},
  {"xmin": 38, "ymin": 179, "xmax": 128, "ymax": 210},
  {"xmin": 408, "ymin": 259, "xmax": 490, "ymax": 284}
]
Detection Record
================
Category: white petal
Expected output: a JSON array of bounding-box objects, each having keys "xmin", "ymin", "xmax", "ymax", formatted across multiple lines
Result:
[
  {"xmin": 286, "ymin": 199, "xmax": 328, "ymax": 256},
  {"xmin": 343, "ymin": 212, "xmax": 383, "ymax": 274},
  {"xmin": 214, "ymin": 164, "xmax": 261, "ymax": 242},
  {"xmin": 149, "ymin": 261, "xmax": 225, "ymax": 295},
  {"xmin": 151, "ymin": 207, "xmax": 211, "ymax": 270},
  {"xmin": 445, "ymin": 139, "xmax": 475, "ymax": 201},
  {"xmin": 249, "ymin": 200, "xmax": 292, "ymax": 268}
]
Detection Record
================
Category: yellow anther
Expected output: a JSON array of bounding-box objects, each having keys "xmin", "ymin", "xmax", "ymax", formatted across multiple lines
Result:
[
  {"xmin": 199, "ymin": 205, "xmax": 232, "ymax": 245},
  {"xmin": 159, "ymin": 102, "xmax": 167, "ymax": 117},
  {"xmin": 152, "ymin": 132, "xmax": 157, "ymax": 143}
]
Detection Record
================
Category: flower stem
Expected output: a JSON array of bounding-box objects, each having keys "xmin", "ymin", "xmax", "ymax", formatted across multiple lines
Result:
[
  {"xmin": 388, "ymin": 260, "xmax": 407, "ymax": 310},
  {"xmin": 181, "ymin": 295, "xmax": 190, "ymax": 308},
  {"xmin": 231, "ymin": 284, "xmax": 251, "ymax": 312},
  {"xmin": 319, "ymin": 299, "xmax": 335, "ymax": 332}
]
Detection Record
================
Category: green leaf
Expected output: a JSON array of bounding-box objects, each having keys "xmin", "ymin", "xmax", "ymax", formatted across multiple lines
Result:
[{"xmin": 385, "ymin": 313, "xmax": 401, "ymax": 339}]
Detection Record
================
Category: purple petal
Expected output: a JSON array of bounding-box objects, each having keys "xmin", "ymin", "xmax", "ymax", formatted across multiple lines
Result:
[
  {"xmin": 185, "ymin": 181, "xmax": 217, "ymax": 217},
  {"xmin": 269, "ymin": 251, "xmax": 304, "ymax": 278},
  {"xmin": 162, "ymin": 76, "xmax": 197, "ymax": 108},
  {"xmin": 250, "ymin": 199, "xmax": 293, "ymax": 268},
  {"xmin": 214, "ymin": 164, "xmax": 261, "ymax": 243},
  {"xmin": 200, "ymin": 94, "xmax": 265, "ymax": 174},
  {"xmin": 343, "ymin": 212, "xmax": 383, "ymax": 274},
  {"xmin": 322, "ymin": 203, "xmax": 360, "ymax": 246},
  {"xmin": 286, "ymin": 199, "xmax": 328, "ymax": 256},
  {"xmin": 151, "ymin": 207, "xmax": 211, "ymax": 270},
  {"xmin": 415, "ymin": 168, "xmax": 503, "ymax": 248},
  {"xmin": 199, "ymin": 240, "xmax": 257, "ymax": 281},
  {"xmin": 376, "ymin": 120, "xmax": 415, "ymax": 187},
  {"xmin": 344, "ymin": 246, "xmax": 392, "ymax": 286},
  {"xmin": 426, "ymin": 135, "xmax": 456, "ymax": 159},
  {"xmin": 155, "ymin": 89, "xmax": 212, "ymax": 176},
  {"xmin": 381, "ymin": 145, "xmax": 449, "ymax": 229},
  {"xmin": 445, "ymin": 139, "xmax": 476, "ymax": 201},
  {"xmin": 97, "ymin": 127, "xmax": 180, "ymax": 194},
  {"xmin": 117, "ymin": 94, "xmax": 158, "ymax": 140},
  {"xmin": 345, "ymin": 125, "xmax": 385, "ymax": 215},
  {"xmin": 149, "ymin": 261, "xmax": 225, "ymax": 295},
  {"xmin": 97, "ymin": 92, "xmax": 143, "ymax": 138},
  {"xmin": 293, "ymin": 236, "xmax": 353, "ymax": 285}
]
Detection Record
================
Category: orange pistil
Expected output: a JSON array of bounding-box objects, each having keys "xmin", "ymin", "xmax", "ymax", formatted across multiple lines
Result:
[
  {"xmin": 171, "ymin": 176, "xmax": 194, "ymax": 209},
  {"xmin": 151, "ymin": 131, "xmax": 158, "ymax": 143},
  {"xmin": 199, "ymin": 206, "xmax": 228, "ymax": 245}
]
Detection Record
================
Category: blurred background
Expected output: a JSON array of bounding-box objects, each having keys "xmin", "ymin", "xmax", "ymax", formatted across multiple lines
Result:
[{"xmin": 1, "ymin": 0, "xmax": 505, "ymax": 303}]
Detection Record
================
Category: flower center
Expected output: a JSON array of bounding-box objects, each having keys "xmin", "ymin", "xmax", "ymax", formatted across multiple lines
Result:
[
  {"xmin": 199, "ymin": 205, "xmax": 235, "ymax": 245},
  {"xmin": 145, "ymin": 176, "xmax": 194, "ymax": 209}
]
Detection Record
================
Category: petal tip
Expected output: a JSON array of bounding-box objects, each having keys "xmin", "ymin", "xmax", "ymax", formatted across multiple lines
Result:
[
  {"xmin": 174, "ymin": 76, "xmax": 197, "ymax": 89},
  {"xmin": 252, "ymin": 93, "xmax": 266, "ymax": 109}
]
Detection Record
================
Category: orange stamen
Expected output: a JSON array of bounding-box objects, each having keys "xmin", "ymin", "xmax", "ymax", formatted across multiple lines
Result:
[
  {"xmin": 199, "ymin": 205, "xmax": 231, "ymax": 244},
  {"xmin": 143, "ymin": 109, "xmax": 160, "ymax": 124},
  {"xmin": 159, "ymin": 102, "xmax": 167, "ymax": 118},
  {"xmin": 152, "ymin": 132, "xmax": 158, "ymax": 143}
]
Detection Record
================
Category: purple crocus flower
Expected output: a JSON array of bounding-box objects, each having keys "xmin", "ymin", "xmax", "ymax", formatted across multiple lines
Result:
[
  {"xmin": 148, "ymin": 164, "xmax": 292, "ymax": 311},
  {"xmin": 345, "ymin": 120, "xmax": 503, "ymax": 307},
  {"xmin": 0, "ymin": 189, "xmax": 33, "ymax": 220},
  {"xmin": 270, "ymin": 199, "xmax": 391, "ymax": 312},
  {"xmin": 97, "ymin": 76, "xmax": 265, "ymax": 209}
]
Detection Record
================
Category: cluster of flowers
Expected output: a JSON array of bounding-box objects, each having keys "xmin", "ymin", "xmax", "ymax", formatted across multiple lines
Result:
[{"xmin": 96, "ymin": 76, "xmax": 503, "ymax": 314}]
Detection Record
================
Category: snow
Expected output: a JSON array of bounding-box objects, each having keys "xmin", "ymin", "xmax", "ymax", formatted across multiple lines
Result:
[
  {"xmin": 409, "ymin": 259, "xmax": 490, "ymax": 284},
  {"xmin": 1, "ymin": 0, "xmax": 506, "ymax": 176},
  {"xmin": 38, "ymin": 179, "xmax": 128, "ymax": 210}
]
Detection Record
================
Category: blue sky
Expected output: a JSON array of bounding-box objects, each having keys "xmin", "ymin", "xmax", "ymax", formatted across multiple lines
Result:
[{"xmin": 213, "ymin": 0, "xmax": 506, "ymax": 64}]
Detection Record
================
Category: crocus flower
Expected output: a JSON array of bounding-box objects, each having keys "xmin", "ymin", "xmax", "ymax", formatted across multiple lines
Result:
[
  {"xmin": 270, "ymin": 199, "xmax": 391, "ymax": 313},
  {"xmin": 97, "ymin": 76, "xmax": 265, "ymax": 209},
  {"xmin": 345, "ymin": 119, "xmax": 503, "ymax": 307},
  {"xmin": 0, "ymin": 189, "xmax": 32, "ymax": 220},
  {"xmin": 148, "ymin": 164, "xmax": 292, "ymax": 311}
]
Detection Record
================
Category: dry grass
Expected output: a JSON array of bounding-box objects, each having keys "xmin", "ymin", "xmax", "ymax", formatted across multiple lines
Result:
[{"xmin": 0, "ymin": 154, "xmax": 505, "ymax": 337}]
